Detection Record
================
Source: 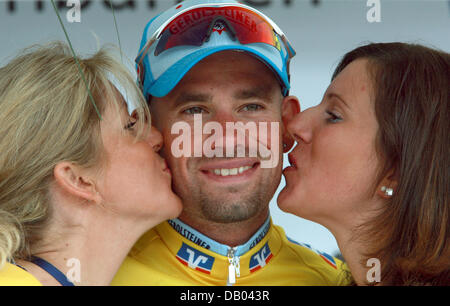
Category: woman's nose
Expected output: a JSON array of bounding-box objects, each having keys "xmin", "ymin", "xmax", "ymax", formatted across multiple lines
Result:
[
  {"xmin": 287, "ymin": 108, "xmax": 314, "ymax": 144},
  {"xmin": 148, "ymin": 126, "xmax": 163, "ymax": 152}
]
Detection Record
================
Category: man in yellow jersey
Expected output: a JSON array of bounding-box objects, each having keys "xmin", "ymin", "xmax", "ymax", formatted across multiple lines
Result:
[{"xmin": 113, "ymin": 0, "xmax": 349, "ymax": 286}]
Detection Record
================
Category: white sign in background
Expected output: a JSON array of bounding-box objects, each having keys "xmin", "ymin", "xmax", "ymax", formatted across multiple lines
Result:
[{"xmin": 1, "ymin": 0, "xmax": 449, "ymax": 256}]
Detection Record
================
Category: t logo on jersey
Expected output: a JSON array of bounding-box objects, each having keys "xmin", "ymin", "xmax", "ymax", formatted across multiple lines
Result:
[
  {"xmin": 249, "ymin": 242, "xmax": 273, "ymax": 273},
  {"xmin": 176, "ymin": 243, "xmax": 215, "ymax": 274}
]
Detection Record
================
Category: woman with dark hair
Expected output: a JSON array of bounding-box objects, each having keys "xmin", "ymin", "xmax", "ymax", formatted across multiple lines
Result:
[{"xmin": 278, "ymin": 42, "xmax": 449, "ymax": 285}]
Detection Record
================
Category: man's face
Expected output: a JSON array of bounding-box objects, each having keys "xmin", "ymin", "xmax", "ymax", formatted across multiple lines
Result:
[{"xmin": 150, "ymin": 51, "xmax": 291, "ymax": 224}]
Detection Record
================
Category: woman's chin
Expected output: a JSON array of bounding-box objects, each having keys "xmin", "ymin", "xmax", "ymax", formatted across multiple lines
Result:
[
  {"xmin": 166, "ymin": 193, "xmax": 183, "ymax": 219},
  {"xmin": 276, "ymin": 187, "xmax": 294, "ymax": 213}
]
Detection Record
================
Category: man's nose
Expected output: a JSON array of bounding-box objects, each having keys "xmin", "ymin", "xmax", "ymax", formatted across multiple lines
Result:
[
  {"xmin": 211, "ymin": 110, "xmax": 236, "ymax": 128},
  {"xmin": 204, "ymin": 110, "xmax": 261, "ymax": 157}
]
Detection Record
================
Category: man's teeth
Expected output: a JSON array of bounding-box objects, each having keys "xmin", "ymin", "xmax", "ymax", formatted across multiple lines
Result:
[{"xmin": 213, "ymin": 166, "xmax": 252, "ymax": 176}]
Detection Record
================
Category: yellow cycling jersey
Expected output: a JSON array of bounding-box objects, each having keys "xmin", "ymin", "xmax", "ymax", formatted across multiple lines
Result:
[
  {"xmin": 0, "ymin": 262, "xmax": 42, "ymax": 286},
  {"xmin": 112, "ymin": 218, "xmax": 350, "ymax": 286}
]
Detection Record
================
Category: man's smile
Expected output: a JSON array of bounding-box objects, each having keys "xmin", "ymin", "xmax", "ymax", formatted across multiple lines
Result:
[{"xmin": 199, "ymin": 158, "xmax": 260, "ymax": 183}]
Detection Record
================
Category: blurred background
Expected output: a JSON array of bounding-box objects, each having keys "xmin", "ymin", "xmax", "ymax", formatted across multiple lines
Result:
[{"xmin": 1, "ymin": 0, "xmax": 449, "ymax": 256}]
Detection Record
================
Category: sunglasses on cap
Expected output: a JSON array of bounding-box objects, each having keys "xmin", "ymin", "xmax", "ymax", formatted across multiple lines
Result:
[{"xmin": 136, "ymin": 3, "xmax": 296, "ymax": 90}]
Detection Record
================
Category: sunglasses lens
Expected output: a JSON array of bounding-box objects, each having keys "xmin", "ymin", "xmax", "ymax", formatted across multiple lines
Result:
[
  {"xmin": 226, "ymin": 11, "xmax": 281, "ymax": 50},
  {"xmin": 154, "ymin": 7, "xmax": 280, "ymax": 57},
  {"xmin": 155, "ymin": 13, "xmax": 212, "ymax": 56}
]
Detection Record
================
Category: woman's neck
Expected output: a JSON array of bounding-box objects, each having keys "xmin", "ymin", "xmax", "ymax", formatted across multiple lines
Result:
[
  {"xmin": 21, "ymin": 210, "xmax": 153, "ymax": 286},
  {"xmin": 335, "ymin": 235, "xmax": 369, "ymax": 285},
  {"xmin": 330, "ymin": 221, "xmax": 383, "ymax": 286}
]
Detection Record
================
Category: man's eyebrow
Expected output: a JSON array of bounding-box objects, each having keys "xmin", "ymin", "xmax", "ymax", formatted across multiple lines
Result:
[
  {"xmin": 174, "ymin": 92, "xmax": 212, "ymax": 107},
  {"xmin": 233, "ymin": 86, "xmax": 275, "ymax": 102},
  {"xmin": 327, "ymin": 92, "xmax": 350, "ymax": 109}
]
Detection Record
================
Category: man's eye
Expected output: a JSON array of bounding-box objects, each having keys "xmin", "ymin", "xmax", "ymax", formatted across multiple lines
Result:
[
  {"xmin": 241, "ymin": 104, "xmax": 263, "ymax": 112},
  {"xmin": 183, "ymin": 107, "xmax": 206, "ymax": 115}
]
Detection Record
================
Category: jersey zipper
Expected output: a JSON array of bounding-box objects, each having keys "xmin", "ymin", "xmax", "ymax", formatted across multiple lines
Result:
[{"xmin": 227, "ymin": 247, "xmax": 240, "ymax": 285}]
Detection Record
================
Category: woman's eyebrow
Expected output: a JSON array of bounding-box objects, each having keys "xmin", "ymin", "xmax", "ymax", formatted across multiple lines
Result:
[{"xmin": 327, "ymin": 92, "xmax": 351, "ymax": 110}]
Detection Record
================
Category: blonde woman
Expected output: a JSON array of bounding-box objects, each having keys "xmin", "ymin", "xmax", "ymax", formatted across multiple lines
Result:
[{"xmin": 0, "ymin": 42, "xmax": 182, "ymax": 285}]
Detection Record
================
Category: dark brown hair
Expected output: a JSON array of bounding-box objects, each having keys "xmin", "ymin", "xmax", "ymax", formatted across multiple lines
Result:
[{"xmin": 333, "ymin": 42, "xmax": 449, "ymax": 285}]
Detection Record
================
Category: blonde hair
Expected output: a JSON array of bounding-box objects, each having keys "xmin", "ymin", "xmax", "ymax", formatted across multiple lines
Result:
[{"xmin": 0, "ymin": 42, "xmax": 150, "ymax": 268}]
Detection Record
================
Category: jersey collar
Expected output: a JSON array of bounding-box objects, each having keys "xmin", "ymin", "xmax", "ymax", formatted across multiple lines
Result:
[
  {"xmin": 156, "ymin": 217, "xmax": 282, "ymax": 282},
  {"xmin": 167, "ymin": 217, "xmax": 271, "ymax": 257}
]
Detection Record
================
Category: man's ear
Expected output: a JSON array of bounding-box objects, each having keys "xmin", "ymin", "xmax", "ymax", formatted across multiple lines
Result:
[
  {"xmin": 53, "ymin": 162, "xmax": 101, "ymax": 204},
  {"xmin": 281, "ymin": 95, "xmax": 300, "ymax": 152}
]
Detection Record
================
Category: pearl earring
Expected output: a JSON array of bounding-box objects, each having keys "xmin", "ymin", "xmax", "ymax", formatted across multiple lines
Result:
[{"xmin": 381, "ymin": 186, "xmax": 394, "ymax": 197}]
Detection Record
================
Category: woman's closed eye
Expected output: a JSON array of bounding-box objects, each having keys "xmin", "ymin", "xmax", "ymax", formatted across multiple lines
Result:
[
  {"xmin": 124, "ymin": 110, "xmax": 149, "ymax": 130},
  {"xmin": 124, "ymin": 113, "xmax": 138, "ymax": 130},
  {"xmin": 326, "ymin": 110, "xmax": 343, "ymax": 123},
  {"xmin": 124, "ymin": 120, "xmax": 137, "ymax": 130}
]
